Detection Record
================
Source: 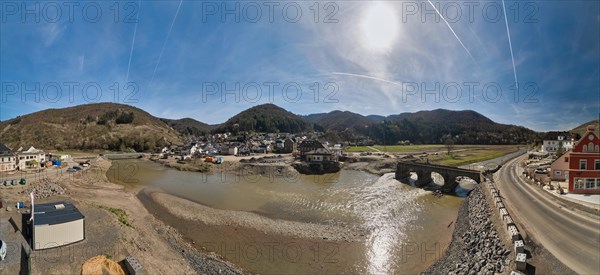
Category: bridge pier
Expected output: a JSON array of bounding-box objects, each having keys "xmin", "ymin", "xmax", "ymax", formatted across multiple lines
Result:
[{"xmin": 415, "ymin": 170, "xmax": 430, "ymax": 187}]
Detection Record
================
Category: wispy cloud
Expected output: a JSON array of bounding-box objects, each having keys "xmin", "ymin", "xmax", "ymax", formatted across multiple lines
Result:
[
  {"xmin": 78, "ymin": 55, "xmax": 85, "ymax": 72},
  {"xmin": 502, "ymin": 0, "xmax": 519, "ymax": 89},
  {"xmin": 150, "ymin": 0, "xmax": 183, "ymax": 86},
  {"xmin": 426, "ymin": 0, "xmax": 475, "ymax": 63},
  {"xmin": 332, "ymin": 72, "xmax": 404, "ymax": 88},
  {"xmin": 125, "ymin": 0, "xmax": 141, "ymax": 83},
  {"xmin": 41, "ymin": 23, "xmax": 66, "ymax": 46}
]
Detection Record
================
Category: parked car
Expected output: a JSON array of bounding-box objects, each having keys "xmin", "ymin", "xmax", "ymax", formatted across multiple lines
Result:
[
  {"xmin": 0, "ymin": 240, "xmax": 7, "ymax": 261},
  {"xmin": 535, "ymin": 168, "xmax": 547, "ymax": 174}
]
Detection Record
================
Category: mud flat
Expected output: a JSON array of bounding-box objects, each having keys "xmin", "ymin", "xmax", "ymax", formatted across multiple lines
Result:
[{"xmin": 139, "ymin": 189, "xmax": 367, "ymax": 274}]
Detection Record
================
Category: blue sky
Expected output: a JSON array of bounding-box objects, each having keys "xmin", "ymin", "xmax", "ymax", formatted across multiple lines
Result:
[{"xmin": 1, "ymin": 0, "xmax": 598, "ymax": 131}]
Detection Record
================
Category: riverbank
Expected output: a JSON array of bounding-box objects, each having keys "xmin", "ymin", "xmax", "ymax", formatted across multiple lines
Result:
[
  {"xmin": 425, "ymin": 184, "xmax": 512, "ymax": 274},
  {"xmin": 144, "ymin": 190, "xmax": 365, "ymax": 242},
  {"xmin": 150, "ymin": 154, "xmax": 300, "ymax": 178},
  {"xmin": 0, "ymin": 156, "xmax": 242, "ymax": 274},
  {"xmin": 138, "ymin": 188, "xmax": 368, "ymax": 274}
]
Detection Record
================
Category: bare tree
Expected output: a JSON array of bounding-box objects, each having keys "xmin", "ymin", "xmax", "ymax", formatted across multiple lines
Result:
[{"xmin": 444, "ymin": 136, "xmax": 455, "ymax": 156}]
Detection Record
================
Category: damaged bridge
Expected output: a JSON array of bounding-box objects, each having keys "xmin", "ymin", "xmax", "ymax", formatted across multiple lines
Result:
[{"xmin": 396, "ymin": 161, "xmax": 484, "ymax": 193}]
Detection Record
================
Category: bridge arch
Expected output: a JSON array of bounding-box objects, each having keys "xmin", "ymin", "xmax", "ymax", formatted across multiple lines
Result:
[{"xmin": 395, "ymin": 161, "xmax": 483, "ymax": 194}]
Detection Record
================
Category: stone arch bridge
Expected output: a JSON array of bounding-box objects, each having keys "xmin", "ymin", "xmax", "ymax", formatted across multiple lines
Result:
[{"xmin": 396, "ymin": 161, "xmax": 484, "ymax": 193}]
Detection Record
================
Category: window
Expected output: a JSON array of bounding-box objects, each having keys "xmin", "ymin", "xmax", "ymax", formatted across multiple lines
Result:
[
  {"xmin": 565, "ymin": 157, "xmax": 569, "ymax": 162},
  {"xmin": 596, "ymin": 160, "xmax": 600, "ymax": 170},
  {"xmin": 580, "ymin": 160, "xmax": 587, "ymax": 170},
  {"xmin": 586, "ymin": 179, "xmax": 595, "ymax": 189},
  {"xmin": 574, "ymin": 178, "xmax": 585, "ymax": 190}
]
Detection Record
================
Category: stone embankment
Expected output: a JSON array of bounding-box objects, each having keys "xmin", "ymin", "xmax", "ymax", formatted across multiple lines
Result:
[
  {"xmin": 425, "ymin": 183, "xmax": 512, "ymax": 274},
  {"xmin": 426, "ymin": 175, "xmax": 532, "ymax": 274}
]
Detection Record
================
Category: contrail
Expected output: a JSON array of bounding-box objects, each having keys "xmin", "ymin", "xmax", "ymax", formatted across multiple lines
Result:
[
  {"xmin": 502, "ymin": 0, "xmax": 518, "ymax": 89},
  {"xmin": 125, "ymin": 0, "xmax": 141, "ymax": 83},
  {"xmin": 427, "ymin": 0, "xmax": 475, "ymax": 63},
  {"xmin": 150, "ymin": 0, "xmax": 183, "ymax": 85},
  {"xmin": 332, "ymin": 72, "xmax": 402, "ymax": 106},
  {"xmin": 332, "ymin": 72, "xmax": 404, "ymax": 87}
]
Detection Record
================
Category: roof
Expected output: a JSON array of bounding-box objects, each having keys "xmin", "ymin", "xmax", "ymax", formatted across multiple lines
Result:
[
  {"xmin": 33, "ymin": 201, "xmax": 84, "ymax": 226},
  {"xmin": 299, "ymin": 140, "xmax": 325, "ymax": 150},
  {"xmin": 543, "ymin": 131, "xmax": 580, "ymax": 141},
  {"xmin": 0, "ymin": 143, "xmax": 13, "ymax": 156}
]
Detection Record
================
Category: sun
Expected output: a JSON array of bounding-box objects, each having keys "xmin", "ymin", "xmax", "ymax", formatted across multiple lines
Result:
[{"xmin": 359, "ymin": 3, "xmax": 400, "ymax": 53}]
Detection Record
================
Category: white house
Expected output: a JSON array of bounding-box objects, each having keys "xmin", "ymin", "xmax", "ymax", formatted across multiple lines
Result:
[
  {"xmin": 305, "ymin": 148, "xmax": 335, "ymax": 162},
  {"xmin": 330, "ymin": 144, "xmax": 344, "ymax": 157},
  {"xmin": 188, "ymin": 144, "xmax": 199, "ymax": 155},
  {"xmin": 16, "ymin": 146, "xmax": 46, "ymax": 170},
  {"xmin": 541, "ymin": 132, "xmax": 579, "ymax": 154},
  {"xmin": 0, "ymin": 143, "xmax": 17, "ymax": 172}
]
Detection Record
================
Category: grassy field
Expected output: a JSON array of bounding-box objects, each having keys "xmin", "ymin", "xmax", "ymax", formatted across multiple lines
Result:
[
  {"xmin": 345, "ymin": 144, "xmax": 446, "ymax": 153},
  {"xmin": 345, "ymin": 146, "xmax": 377, "ymax": 152},
  {"xmin": 428, "ymin": 147, "xmax": 519, "ymax": 167},
  {"xmin": 372, "ymin": 144, "xmax": 446, "ymax": 152},
  {"xmin": 345, "ymin": 144, "xmax": 520, "ymax": 167}
]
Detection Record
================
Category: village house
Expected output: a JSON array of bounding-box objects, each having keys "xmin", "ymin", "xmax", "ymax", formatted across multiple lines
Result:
[
  {"xmin": 541, "ymin": 131, "xmax": 579, "ymax": 155},
  {"xmin": 550, "ymin": 151, "xmax": 571, "ymax": 181},
  {"xmin": 15, "ymin": 146, "xmax": 46, "ymax": 170},
  {"xmin": 568, "ymin": 125, "xmax": 600, "ymax": 194},
  {"xmin": 299, "ymin": 140, "xmax": 336, "ymax": 162},
  {"xmin": 283, "ymin": 138, "xmax": 296, "ymax": 154},
  {"xmin": 221, "ymin": 142, "xmax": 241, "ymax": 155},
  {"xmin": 0, "ymin": 143, "xmax": 17, "ymax": 172},
  {"xmin": 299, "ymin": 140, "xmax": 324, "ymax": 157},
  {"xmin": 330, "ymin": 144, "xmax": 344, "ymax": 157}
]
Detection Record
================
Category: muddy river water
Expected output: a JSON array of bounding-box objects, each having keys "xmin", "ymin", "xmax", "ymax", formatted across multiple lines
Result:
[{"xmin": 108, "ymin": 159, "xmax": 463, "ymax": 274}]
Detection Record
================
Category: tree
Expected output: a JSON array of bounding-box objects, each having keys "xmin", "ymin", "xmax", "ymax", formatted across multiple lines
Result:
[
  {"xmin": 555, "ymin": 144, "xmax": 565, "ymax": 158},
  {"xmin": 444, "ymin": 136, "xmax": 455, "ymax": 155},
  {"xmin": 27, "ymin": 159, "xmax": 39, "ymax": 168}
]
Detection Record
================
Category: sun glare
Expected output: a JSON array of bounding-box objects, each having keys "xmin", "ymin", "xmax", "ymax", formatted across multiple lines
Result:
[{"xmin": 360, "ymin": 3, "xmax": 400, "ymax": 53}]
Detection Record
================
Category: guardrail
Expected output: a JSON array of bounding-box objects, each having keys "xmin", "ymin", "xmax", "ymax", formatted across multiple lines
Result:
[{"xmin": 485, "ymin": 176, "xmax": 528, "ymax": 273}]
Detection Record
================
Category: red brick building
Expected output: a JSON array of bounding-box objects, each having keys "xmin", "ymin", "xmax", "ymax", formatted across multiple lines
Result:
[{"xmin": 568, "ymin": 125, "xmax": 600, "ymax": 194}]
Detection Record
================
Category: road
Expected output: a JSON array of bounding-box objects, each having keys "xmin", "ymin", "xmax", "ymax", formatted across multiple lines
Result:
[
  {"xmin": 0, "ymin": 157, "xmax": 78, "ymax": 183},
  {"xmin": 495, "ymin": 155, "xmax": 600, "ymax": 274},
  {"xmin": 459, "ymin": 147, "xmax": 528, "ymax": 171}
]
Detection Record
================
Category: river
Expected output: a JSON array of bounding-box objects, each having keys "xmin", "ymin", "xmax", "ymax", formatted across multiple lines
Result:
[{"xmin": 107, "ymin": 159, "xmax": 463, "ymax": 274}]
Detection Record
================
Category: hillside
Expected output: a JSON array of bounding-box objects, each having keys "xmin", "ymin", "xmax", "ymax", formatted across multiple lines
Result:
[
  {"xmin": 0, "ymin": 103, "xmax": 182, "ymax": 151},
  {"xmin": 213, "ymin": 104, "xmax": 313, "ymax": 133},
  {"xmin": 570, "ymin": 119, "xmax": 600, "ymax": 137},
  {"xmin": 302, "ymin": 108, "xmax": 539, "ymax": 145},
  {"xmin": 161, "ymin": 118, "xmax": 214, "ymax": 137},
  {"xmin": 358, "ymin": 109, "xmax": 539, "ymax": 145},
  {"xmin": 306, "ymin": 110, "xmax": 375, "ymax": 131},
  {"xmin": 391, "ymin": 109, "xmax": 495, "ymax": 125},
  {"xmin": 366, "ymin": 115, "xmax": 387, "ymax": 122}
]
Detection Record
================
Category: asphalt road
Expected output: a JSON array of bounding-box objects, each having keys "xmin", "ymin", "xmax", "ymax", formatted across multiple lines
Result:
[
  {"xmin": 459, "ymin": 147, "xmax": 528, "ymax": 171},
  {"xmin": 495, "ymin": 155, "xmax": 600, "ymax": 275}
]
